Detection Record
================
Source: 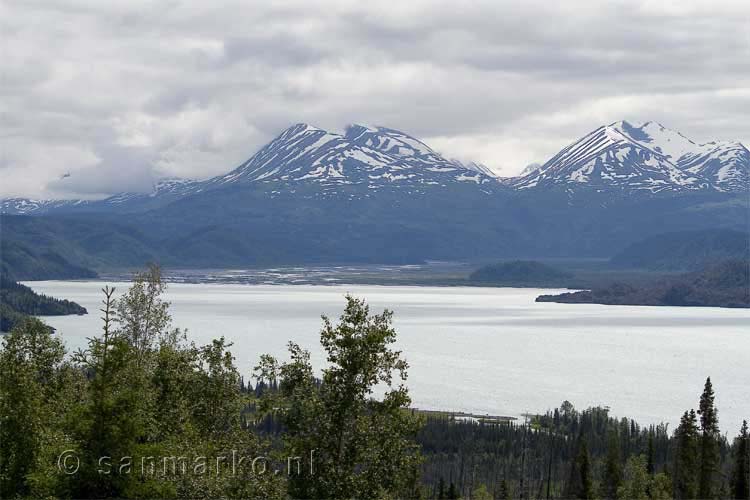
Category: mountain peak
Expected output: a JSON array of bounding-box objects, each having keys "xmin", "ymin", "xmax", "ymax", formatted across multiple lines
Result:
[
  {"xmin": 200, "ymin": 122, "xmax": 498, "ymax": 196},
  {"xmin": 344, "ymin": 124, "xmax": 437, "ymax": 158},
  {"xmin": 512, "ymin": 120, "xmax": 748, "ymax": 194},
  {"xmin": 520, "ymin": 162, "xmax": 542, "ymax": 177},
  {"xmin": 278, "ymin": 122, "xmax": 327, "ymax": 138}
]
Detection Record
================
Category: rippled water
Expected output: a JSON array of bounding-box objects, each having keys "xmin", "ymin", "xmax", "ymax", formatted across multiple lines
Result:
[{"xmin": 24, "ymin": 281, "xmax": 750, "ymax": 433}]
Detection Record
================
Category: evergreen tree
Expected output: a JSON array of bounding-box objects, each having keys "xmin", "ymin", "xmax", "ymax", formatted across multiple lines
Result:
[
  {"xmin": 698, "ymin": 377, "xmax": 720, "ymax": 499},
  {"xmin": 602, "ymin": 430, "xmax": 622, "ymax": 499},
  {"xmin": 447, "ymin": 481, "xmax": 459, "ymax": 499},
  {"xmin": 673, "ymin": 410, "xmax": 699, "ymax": 499},
  {"xmin": 70, "ymin": 279, "xmax": 164, "ymax": 497},
  {"xmin": 647, "ymin": 430, "xmax": 656, "ymax": 475},
  {"xmin": 733, "ymin": 420, "xmax": 750, "ymax": 500},
  {"xmin": 437, "ymin": 477, "xmax": 446, "ymax": 499},
  {"xmin": 565, "ymin": 435, "xmax": 594, "ymax": 499}
]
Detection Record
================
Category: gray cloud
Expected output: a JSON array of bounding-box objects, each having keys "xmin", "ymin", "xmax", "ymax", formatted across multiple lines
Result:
[{"xmin": 2, "ymin": 0, "xmax": 748, "ymax": 198}]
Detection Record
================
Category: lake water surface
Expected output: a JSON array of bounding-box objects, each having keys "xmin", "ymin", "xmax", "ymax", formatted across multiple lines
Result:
[{"xmin": 25, "ymin": 281, "xmax": 750, "ymax": 434}]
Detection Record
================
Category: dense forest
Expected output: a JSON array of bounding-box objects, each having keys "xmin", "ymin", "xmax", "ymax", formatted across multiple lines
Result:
[
  {"xmin": 0, "ymin": 235, "xmax": 98, "ymax": 281},
  {"xmin": 537, "ymin": 259, "xmax": 750, "ymax": 308},
  {"xmin": 0, "ymin": 266, "xmax": 748, "ymax": 499},
  {"xmin": 0, "ymin": 277, "xmax": 87, "ymax": 332},
  {"xmin": 609, "ymin": 230, "xmax": 750, "ymax": 271}
]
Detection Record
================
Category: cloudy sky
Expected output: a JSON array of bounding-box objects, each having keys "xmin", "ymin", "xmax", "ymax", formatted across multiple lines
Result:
[{"xmin": 2, "ymin": 0, "xmax": 749, "ymax": 199}]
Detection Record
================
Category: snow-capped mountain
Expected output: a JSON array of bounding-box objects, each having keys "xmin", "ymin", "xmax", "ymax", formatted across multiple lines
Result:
[
  {"xmin": 0, "ymin": 198, "xmax": 86, "ymax": 215},
  {"xmin": 450, "ymin": 159, "xmax": 497, "ymax": 177},
  {"xmin": 207, "ymin": 123, "xmax": 496, "ymax": 194},
  {"xmin": 1, "ymin": 177, "xmax": 204, "ymax": 215},
  {"xmin": 2, "ymin": 120, "xmax": 747, "ymax": 216},
  {"xmin": 1, "ymin": 123, "xmax": 498, "ymax": 215},
  {"xmin": 511, "ymin": 121, "xmax": 748, "ymax": 194},
  {"xmin": 677, "ymin": 141, "xmax": 749, "ymax": 192},
  {"xmin": 520, "ymin": 163, "xmax": 542, "ymax": 177}
]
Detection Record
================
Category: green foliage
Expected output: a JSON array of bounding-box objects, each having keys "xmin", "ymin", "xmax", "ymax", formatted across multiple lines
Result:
[
  {"xmin": 650, "ymin": 473, "xmax": 674, "ymax": 500},
  {"xmin": 0, "ymin": 302, "xmax": 27, "ymax": 333},
  {"xmin": 0, "ymin": 318, "xmax": 67, "ymax": 497},
  {"xmin": 673, "ymin": 410, "xmax": 700, "ymax": 499},
  {"xmin": 446, "ymin": 481, "xmax": 459, "ymax": 499},
  {"xmin": 617, "ymin": 455, "xmax": 650, "ymax": 500},
  {"xmin": 0, "ymin": 266, "xmax": 284, "ymax": 499},
  {"xmin": 565, "ymin": 436, "xmax": 594, "ymax": 499},
  {"xmin": 256, "ymin": 295, "xmax": 423, "ymax": 499},
  {"xmin": 496, "ymin": 478, "xmax": 510, "ymax": 500},
  {"xmin": 733, "ymin": 420, "xmax": 750, "ymax": 500},
  {"xmin": 472, "ymin": 483, "xmax": 492, "ymax": 499},
  {"xmin": 617, "ymin": 455, "xmax": 673, "ymax": 500},
  {"xmin": 602, "ymin": 430, "xmax": 623, "ymax": 499},
  {"xmin": 698, "ymin": 377, "xmax": 720, "ymax": 499}
]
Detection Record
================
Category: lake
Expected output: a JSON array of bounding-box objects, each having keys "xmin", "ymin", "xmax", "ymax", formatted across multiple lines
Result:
[{"xmin": 24, "ymin": 280, "xmax": 750, "ymax": 434}]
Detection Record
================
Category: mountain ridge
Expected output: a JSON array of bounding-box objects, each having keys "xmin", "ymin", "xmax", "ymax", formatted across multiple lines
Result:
[
  {"xmin": 2, "ymin": 122, "xmax": 501, "ymax": 214},
  {"xmin": 511, "ymin": 120, "xmax": 748, "ymax": 194},
  {"xmin": 2, "ymin": 120, "xmax": 747, "ymax": 215}
]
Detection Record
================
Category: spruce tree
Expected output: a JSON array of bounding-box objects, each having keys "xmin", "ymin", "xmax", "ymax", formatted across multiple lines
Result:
[
  {"xmin": 602, "ymin": 431, "xmax": 622, "ymax": 499},
  {"xmin": 647, "ymin": 430, "xmax": 656, "ymax": 475},
  {"xmin": 698, "ymin": 377, "xmax": 720, "ymax": 499},
  {"xmin": 674, "ymin": 410, "xmax": 699, "ymax": 499},
  {"xmin": 447, "ymin": 481, "xmax": 459, "ymax": 499},
  {"xmin": 566, "ymin": 435, "xmax": 594, "ymax": 499},
  {"xmin": 733, "ymin": 420, "xmax": 750, "ymax": 500}
]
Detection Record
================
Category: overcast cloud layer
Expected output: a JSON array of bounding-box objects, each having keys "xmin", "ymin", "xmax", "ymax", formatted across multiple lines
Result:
[{"xmin": 2, "ymin": 0, "xmax": 749, "ymax": 199}]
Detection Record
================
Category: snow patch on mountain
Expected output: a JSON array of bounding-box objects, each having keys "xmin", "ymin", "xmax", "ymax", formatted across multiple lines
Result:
[
  {"xmin": 203, "ymin": 123, "xmax": 497, "ymax": 196},
  {"xmin": 511, "ymin": 120, "xmax": 748, "ymax": 194},
  {"xmin": 2, "ymin": 120, "xmax": 746, "ymax": 215}
]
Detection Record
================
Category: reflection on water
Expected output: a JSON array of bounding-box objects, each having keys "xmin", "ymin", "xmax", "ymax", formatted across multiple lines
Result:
[{"xmin": 24, "ymin": 280, "xmax": 750, "ymax": 434}]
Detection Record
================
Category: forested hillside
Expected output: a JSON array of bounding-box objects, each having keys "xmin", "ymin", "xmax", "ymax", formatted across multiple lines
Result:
[
  {"xmin": 610, "ymin": 229, "xmax": 750, "ymax": 271},
  {"xmin": 0, "ymin": 238, "xmax": 97, "ymax": 281},
  {"xmin": 1, "ymin": 214, "xmax": 154, "ymax": 277},
  {"xmin": 1, "ymin": 267, "xmax": 748, "ymax": 499},
  {"xmin": 0, "ymin": 277, "xmax": 87, "ymax": 331},
  {"xmin": 537, "ymin": 259, "xmax": 750, "ymax": 308},
  {"xmin": 2, "ymin": 188, "xmax": 747, "ymax": 276}
]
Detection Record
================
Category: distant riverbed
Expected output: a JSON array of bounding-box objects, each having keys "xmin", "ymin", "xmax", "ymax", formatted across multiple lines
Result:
[{"xmin": 25, "ymin": 280, "xmax": 750, "ymax": 434}]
